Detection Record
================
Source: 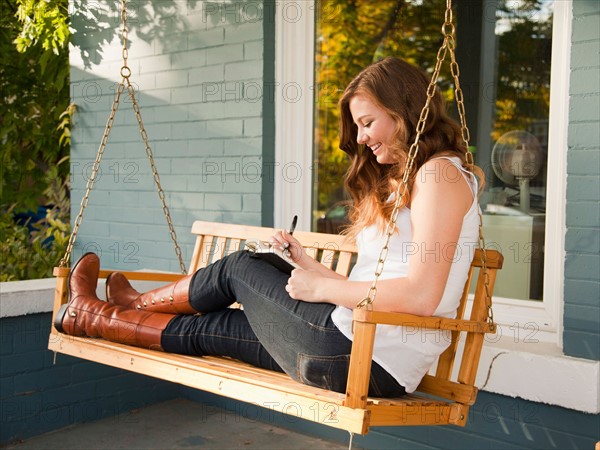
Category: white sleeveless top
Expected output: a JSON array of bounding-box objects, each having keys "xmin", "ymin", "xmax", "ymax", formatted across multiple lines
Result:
[{"xmin": 331, "ymin": 156, "xmax": 480, "ymax": 393}]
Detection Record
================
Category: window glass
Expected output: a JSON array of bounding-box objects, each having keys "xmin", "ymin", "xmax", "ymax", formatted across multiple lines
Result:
[{"xmin": 312, "ymin": 0, "xmax": 553, "ymax": 301}]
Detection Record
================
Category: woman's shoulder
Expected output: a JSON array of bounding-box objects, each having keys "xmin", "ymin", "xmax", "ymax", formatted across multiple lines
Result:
[
  {"xmin": 415, "ymin": 155, "xmax": 465, "ymax": 185},
  {"xmin": 413, "ymin": 155, "xmax": 474, "ymax": 213}
]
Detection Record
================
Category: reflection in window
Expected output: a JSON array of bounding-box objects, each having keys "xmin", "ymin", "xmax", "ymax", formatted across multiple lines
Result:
[{"xmin": 312, "ymin": 0, "xmax": 553, "ymax": 301}]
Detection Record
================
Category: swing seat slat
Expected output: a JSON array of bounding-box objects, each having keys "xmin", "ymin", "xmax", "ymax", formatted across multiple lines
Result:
[{"xmin": 49, "ymin": 220, "xmax": 502, "ymax": 435}]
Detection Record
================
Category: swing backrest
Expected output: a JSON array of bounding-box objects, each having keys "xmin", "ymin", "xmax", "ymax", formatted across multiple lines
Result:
[{"xmin": 189, "ymin": 221, "xmax": 357, "ymax": 275}]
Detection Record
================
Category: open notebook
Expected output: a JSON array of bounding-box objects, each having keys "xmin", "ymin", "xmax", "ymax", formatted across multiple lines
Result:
[{"xmin": 244, "ymin": 240, "xmax": 300, "ymax": 275}]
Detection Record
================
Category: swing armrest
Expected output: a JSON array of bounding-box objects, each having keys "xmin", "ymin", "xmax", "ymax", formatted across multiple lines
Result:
[
  {"xmin": 345, "ymin": 309, "xmax": 490, "ymax": 409},
  {"xmin": 98, "ymin": 270, "xmax": 185, "ymax": 282},
  {"xmin": 53, "ymin": 267, "xmax": 185, "ymax": 283},
  {"xmin": 352, "ymin": 309, "xmax": 494, "ymax": 334}
]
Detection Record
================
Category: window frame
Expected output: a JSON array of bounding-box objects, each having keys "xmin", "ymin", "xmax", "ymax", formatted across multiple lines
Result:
[{"xmin": 273, "ymin": 1, "xmax": 315, "ymax": 233}]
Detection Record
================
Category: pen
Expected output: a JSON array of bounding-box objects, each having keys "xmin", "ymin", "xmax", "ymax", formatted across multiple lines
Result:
[
  {"xmin": 283, "ymin": 215, "xmax": 298, "ymax": 256},
  {"xmin": 288, "ymin": 215, "xmax": 298, "ymax": 236}
]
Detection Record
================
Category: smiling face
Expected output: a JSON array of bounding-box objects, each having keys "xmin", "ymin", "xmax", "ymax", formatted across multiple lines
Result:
[{"xmin": 349, "ymin": 94, "xmax": 402, "ymax": 165}]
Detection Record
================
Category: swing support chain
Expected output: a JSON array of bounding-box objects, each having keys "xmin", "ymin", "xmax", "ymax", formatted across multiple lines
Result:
[
  {"xmin": 356, "ymin": 0, "xmax": 494, "ymax": 332},
  {"xmin": 59, "ymin": 0, "xmax": 187, "ymax": 274}
]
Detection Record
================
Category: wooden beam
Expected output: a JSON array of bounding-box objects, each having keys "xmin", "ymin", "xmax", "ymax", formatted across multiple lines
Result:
[
  {"xmin": 345, "ymin": 321, "xmax": 376, "ymax": 409},
  {"xmin": 416, "ymin": 375, "xmax": 478, "ymax": 405},
  {"xmin": 353, "ymin": 310, "xmax": 492, "ymax": 333}
]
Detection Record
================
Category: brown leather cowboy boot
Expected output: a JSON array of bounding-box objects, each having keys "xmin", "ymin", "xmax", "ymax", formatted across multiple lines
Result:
[
  {"xmin": 54, "ymin": 253, "xmax": 175, "ymax": 351},
  {"xmin": 105, "ymin": 271, "xmax": 196, "ymax": 314}
]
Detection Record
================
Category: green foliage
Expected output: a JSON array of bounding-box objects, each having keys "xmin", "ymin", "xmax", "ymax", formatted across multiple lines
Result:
[
  {"xmin": 0, "ymin": 157, "xmax": 70, "ymax": 281},
  {"xmin": 1, "ymin": 0, "xmax": 72, "ymax": 280},
  {"xmin": 0, "ymin": 210, "xmax": 69, "ymax": 282},
  {"xmin": 14, "ymin": 0, "xmax": 70, "ymax": 56}
]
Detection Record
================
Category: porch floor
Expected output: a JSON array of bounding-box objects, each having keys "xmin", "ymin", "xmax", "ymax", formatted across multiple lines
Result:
[{"xmin": 5, "ymin": 398, "xmax": 354, "ymax": 449}]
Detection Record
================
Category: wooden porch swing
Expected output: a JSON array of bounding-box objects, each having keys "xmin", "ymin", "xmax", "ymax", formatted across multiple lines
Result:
[{"xmin": 49, "ymin": 0, "xmax": 503, "ymax": 438}]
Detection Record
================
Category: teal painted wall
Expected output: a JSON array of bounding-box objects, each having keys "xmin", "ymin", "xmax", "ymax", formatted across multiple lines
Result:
[
  {"xmin": 0, "ymin": 313, "xmax": 178, "ymax": 445},
  {"xmin": 69, "ymin": 1, "xmax": 270, "ymax": 272},
  {"xmin": 563, "ymin": 0, "xmax": 600, "ymax": 361}
]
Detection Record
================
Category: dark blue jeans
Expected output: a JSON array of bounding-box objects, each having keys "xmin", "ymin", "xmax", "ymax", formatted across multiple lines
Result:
[{"xmin": 161, "ymin": 250, "xmax": 405, "ymax": 398}]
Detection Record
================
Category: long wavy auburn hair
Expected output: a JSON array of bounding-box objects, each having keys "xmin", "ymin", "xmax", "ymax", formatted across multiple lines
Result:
[{"xmin": 338, "ymin": 57, "xmax": 483, "ymax": 238}]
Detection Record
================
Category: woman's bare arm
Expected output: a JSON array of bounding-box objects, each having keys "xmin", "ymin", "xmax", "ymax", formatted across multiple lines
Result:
[{"xmin": 285, "ymin": 159, "xmax": 473, "ymax": 315}]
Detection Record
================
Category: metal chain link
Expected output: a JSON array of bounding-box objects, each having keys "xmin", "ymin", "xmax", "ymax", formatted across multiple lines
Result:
[
  {"xmin": 59, "ymin": 83, "xmax": 125, "ymax": 267},
  {"xmin": 60, "ymin": 0, "xmax": 187, "ymax": 274},
  {"xmin": 444, "ymin": 5, "xmax": 494, "ymax": 330},
  {"xmin": 125, "ymin": 77, "xmax": 187, "ymax": 274},
  {"xmin": 357, "ymin": 0, "xmax": 494, "ymax": 331}
]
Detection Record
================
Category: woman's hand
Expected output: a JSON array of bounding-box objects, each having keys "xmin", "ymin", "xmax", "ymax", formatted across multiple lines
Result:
[
  {"xmin": 270, "ymin": 230, "xmax": 305, "ymax": 263},
  {"xmin": 285, "ymin": 268, "xmax": 324, "ymax": 302},
  {"xmin": 272, "ymin": 229, "xmax": 350, "ymax": 281}
]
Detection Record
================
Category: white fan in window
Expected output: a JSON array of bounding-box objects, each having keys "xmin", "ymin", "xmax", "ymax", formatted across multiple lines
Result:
[{"xmin": 491, "ymin": 130, "xmax": 543, "ymax": 212}]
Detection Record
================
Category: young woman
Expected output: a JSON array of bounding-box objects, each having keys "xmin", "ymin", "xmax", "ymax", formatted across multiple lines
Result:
[{"xmin": 56, "ymin": 57, "xmax": 481, "ymax": 398}]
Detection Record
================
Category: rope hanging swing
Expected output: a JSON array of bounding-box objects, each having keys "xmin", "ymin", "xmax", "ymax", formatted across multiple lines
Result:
[
  {"xmin": 59, "ymin": 0, "xmax": 186, "ymax": 274},
  {"xmin": 50, "ymin": 0, "xmax": 503, "ymax": 439}
]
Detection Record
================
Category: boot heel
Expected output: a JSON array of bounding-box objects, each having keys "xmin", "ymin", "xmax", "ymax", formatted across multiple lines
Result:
[{"xmin": 54, "ymin": 304, "xmax": 69, "ymax": 333}]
